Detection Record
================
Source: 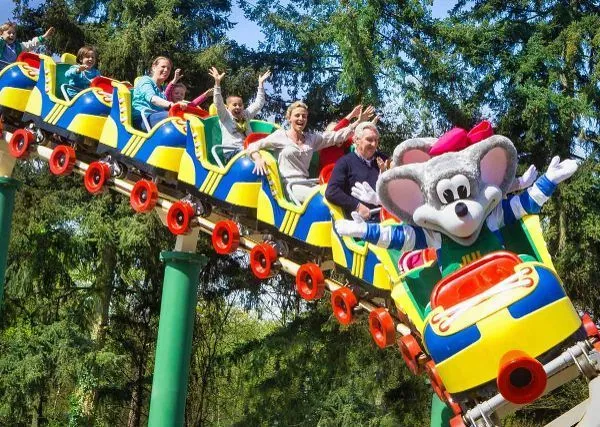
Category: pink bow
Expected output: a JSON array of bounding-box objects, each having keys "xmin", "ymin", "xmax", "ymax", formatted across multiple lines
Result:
[{"xmin": 428, "ymin": 121, "xmax": 494, "ymax": 156}]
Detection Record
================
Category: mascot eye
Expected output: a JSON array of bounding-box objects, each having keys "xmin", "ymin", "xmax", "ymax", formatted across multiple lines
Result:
[
  {"xmin": 443, "ymin": 189, "xmax": 455, "ymax": 203},
  {"xmin": 436, "ymin": 179, "xmax": 457, "ymax": 204},
  {"xmin": 451, "ymin": 174, "xmax": 471, "ymax": 199}
]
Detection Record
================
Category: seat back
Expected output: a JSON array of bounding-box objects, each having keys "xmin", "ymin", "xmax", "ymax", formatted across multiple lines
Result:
[
  {"xmin": 249, "ymin": 120, "xmax": 277, "ymax": 134},
  {"xmin": 91, "ymin": 76, "xmax": 116, "ymax": 95},
  {"xmin": 201, "ymin": 115, "xmax": 223, "ymax": 165},
  {"xmin": 430, "ymin": 251, "xmax": 521, "ymax": 310},
  {"xmin": 60, "ymin": 53, "xmax": 76, "ymax": 65},
  {"xmin": 16, "ymin": 52, "xmax": 40, "ymax": 69},
  {"xmin": 55, "ymin": 63, "xmax": 72, "ymax": 99},
  {"xmin": 500, "ymin": 215, "xmax": 554, "ymax": 268}
]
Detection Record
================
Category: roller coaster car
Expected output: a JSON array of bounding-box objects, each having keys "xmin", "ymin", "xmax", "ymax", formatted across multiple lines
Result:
[
  {"xmin": 254, "ymin": 151, "xmax": 333, "ymax": 252},
  {"xmin": 327, "ymin": 202, "xmax": 402, "ymax": 295},
  {"xmin": 0, "ymin": 52, "xmax": 40, "ymax": 115},
  {"xmin": 177, "ymin": 116, "xmax": 277, "ymax": 212},
  {"xmin": 22, "ymin": 54, "xmax": 115, "ymax": 142},
  {"xmin": 98, "ymin": 82, "xmax": 190, "ymax": 177},
  {"xmin": 420, "ymin": 218, "xmax": 581, "ymax": 404}
]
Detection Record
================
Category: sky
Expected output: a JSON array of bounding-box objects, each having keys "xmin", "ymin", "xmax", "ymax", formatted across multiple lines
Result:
[{"xmin": 0, "ymin": 0, "xmax": 455, "ymax": 49}]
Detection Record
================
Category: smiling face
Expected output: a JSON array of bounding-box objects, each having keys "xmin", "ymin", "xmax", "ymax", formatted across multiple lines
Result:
[
  {"xmin": 287, "ymin": 106, "xmax": 308, "ymax": 133},
  {"xmin": 172, "ymin": 86, "xmax": 186, "ymax": 102},
  {"xmin": 1, "ymin": 26, "xmax": 16, "ymax": 44},
  {"xmin": 81, "ymin": 50, "xmax": 96, "ymax": 68},
  {"xmin": 355, "ymin": 128, "xmax": 380, "ymax": 160},
  {"xmin": 226, "ymin": 96, "xmax": 244, "ymax": 119},
  {"xmin": 151, "ymin": 58, "xmax": 172, "ymax": 84}
]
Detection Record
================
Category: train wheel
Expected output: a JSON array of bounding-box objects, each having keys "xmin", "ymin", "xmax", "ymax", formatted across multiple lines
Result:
[
  {"xmin": 296, "ymin": 263, "xmax": 325, "ymax": 301},
  {"xmin": 398, "ymin": 334, "xmax": 422, "ymax": 375},
  {"xmin": 449, "ymin": 415, "xmax": 466, "ymax": 427},
  {"xmin": 9, "ymin": 129, "xmax": 34, "ymax": 159},
  {"xmin": 49, "ymin": 145, "xmax": 76, "ymax": 176},
  {"xmin": 331, "ymin": 287, "xmax": 358, "ymax": 325},
  {"xmin": 444, "ymin": 391, "xmax": 462, "ymax": 417},
  {"xmin": 130, "ymin": 179, "xmax": 158, "ymax": 213},
  {"xmin": 250, "ymin": 243, "xmax": 278, "ymax": 279},
  {"xmin": 84, "ymin": 162, "xmax": 110, "ymax": 194},
  {"xmin": 211, "ymin": 220, "xmax": 240, "ymax": 254},
  {"xmin": 425, "ymin": 360, "xmax": 446, "ymax": 400},
  {"xmin": 369, "ymin": 308, "xmax": 396, "ymax": 349},
  {"xmin": 582, "ymin": 313, "xmax": 600, "ymax": 350},
  {"xmin": 167, "ymin": 201, "xmax": 195, "ymax": 235}
]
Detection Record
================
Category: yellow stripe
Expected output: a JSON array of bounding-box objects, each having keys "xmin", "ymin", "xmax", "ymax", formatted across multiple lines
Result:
[
  {"xmin": 207, "ymin": 173, "xmax": 224, "ymax": 196},
  {"xmin": 44, "ymin": 104, "xmax": 61, "ymax": 123},
  {"xmin": 199, "ymin": 171, "xmax": 214, "ymax": 193},
  {"xmin": 279, "ymin": 211, "xmax": 291, "ymax": 233},
  {"xmin": 206, "ymin": 171, "xmax": 219, "ymax": 194},
  {"xmin": 356, "ymin": 253, "xmax": 365, "ymax": 278},
  {"xmin": 51, "ymin": 105, "xmax": 68, "ymax": 125},
  {"xmin": 287, "ymin": 212, "xmax": 300, "ymax": 235},
  {"xmin": 128, "ymin": 136, "xmax": 146, "ymax": 157},
  {"xmin": 351, "ymin": 253, "xmax": 358, "ymax": 276},
  {"xmin": 121, "ymin": 135, "xmax": 138, "ymax": 156}
]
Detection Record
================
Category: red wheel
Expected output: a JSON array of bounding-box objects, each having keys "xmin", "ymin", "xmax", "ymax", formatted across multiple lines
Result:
[
  {"xmin": 49, "ymin": 145, "xmax": 76, "ymax": 176},
  {"xmin": 398, "ymin": 334, "xmax": 422, "ymax": 375},
  {"xmin": 331, "ymin": 287, "xmax": 358, "ymax": 325},
  {"xmin": 296, "ymin": 263, "xmax": 325, "ymax": 301},
  {"xmin": 444, "ymin": 391, "xmax": 462, "ymax": 417},
  {"xmin": 582, "ymin": 313, "xmax": 600, "ymax": 350},
  {"xmin": 9, "ymin": 129, "xmax": 34, "ymax": 159},
  {"xmin": 167, "ymin": 201, "xmax": 195, "ymax": 235},
  {"xmin": 211, "ymin": 220, "xmax": 240, "ymax": 254},
  {"xmin": 250, "ymin": 243, "xmax": 278, "ymax": 279},
  {"xmin": 449, "ymin": 415, "xmax": 467, "ymax": 427},
  {"xmin": 369, "ymin": 308, "xmax": 396, "ymax": 348},
  {"xmin": 425, "ymin": 360, "xmax": 446, "ymax": 400},
  {"xmin": 84, "ymin": 161, "xmax": 110, "ymax": 194},
  {"xmin": 130, "ymin": 179, "xmax": 158, "ymax": 213}
]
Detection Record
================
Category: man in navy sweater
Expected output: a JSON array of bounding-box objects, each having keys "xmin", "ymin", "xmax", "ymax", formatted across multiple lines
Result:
[{"xmin": 325, "ymin": 122, "xmax": 387, "ymax": 221}]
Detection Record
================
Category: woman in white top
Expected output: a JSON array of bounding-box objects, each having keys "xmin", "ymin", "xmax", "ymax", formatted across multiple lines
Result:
[{"xmin": 247, "ymin": 101, "xmax": 367, "ymax": 203}]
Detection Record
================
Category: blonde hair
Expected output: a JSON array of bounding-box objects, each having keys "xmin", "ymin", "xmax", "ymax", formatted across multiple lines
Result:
[
  {"xmin": 0, "ymin": 22, "xmax": 16, "ymax": 34},
  {"xmin": 285, "ymin": 101, "xmax": 308, "ymax": 119},
  {"xmin": 76, "ymin": 45, "xmax": 98, "ymax": 64},
  {"xmin": 151, "ymin": 56, "xmax": 172, "ymax": 70}
]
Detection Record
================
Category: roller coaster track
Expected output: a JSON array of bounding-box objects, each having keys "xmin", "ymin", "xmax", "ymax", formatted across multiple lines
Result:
[{"xmin": 1, "ymin": 128, "xmax": 599, "ymax": 427}]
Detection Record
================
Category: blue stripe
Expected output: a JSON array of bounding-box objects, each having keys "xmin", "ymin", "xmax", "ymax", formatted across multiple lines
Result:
[
  {"xmin": 502, "ymin": 198, "xmax": 517, "ymax": 225},
  {"xmin": 536, "ymin": 175, "xmax": 557, "ymax": 197},
  {"xmin": 424, "ymin": 322, "xmax": 481, "ymax": 364},
  {"xmin": 365, "ymin": 223, "xmax": 381, "ymax": 243},
  {"xmin": 414, "ymin": 226, "xmax": 427, "ymax": 249},
  {"xmin": 508, "ymin": 266, "xmax": 566, "ymax": 319}
]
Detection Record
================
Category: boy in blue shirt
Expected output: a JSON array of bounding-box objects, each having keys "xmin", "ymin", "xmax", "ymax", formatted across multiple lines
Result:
[{"xmin": 0, "ymin": 22, "xmax": 54, "ymax": 67}]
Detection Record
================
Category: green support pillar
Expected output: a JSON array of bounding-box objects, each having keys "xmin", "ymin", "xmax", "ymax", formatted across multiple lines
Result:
[
  {"xmin": 430, "ymin": 393, "xmax": 452, "ymax": 427},
  {"xmin": 0, "ymin": 176, "xmax": 19, "ymax": 309},
  {"xmin": 148, "ymin": 250, "xmax": 207, "ymax": 427}
]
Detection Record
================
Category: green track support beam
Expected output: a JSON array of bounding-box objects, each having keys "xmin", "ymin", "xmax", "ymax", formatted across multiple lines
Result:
[
  {"xmin": 148, "ymin": 249, "xmax": 207, "ymax": 427},
  {"xmin": 0, "ymin": 176, "xmax": 19, "ymax": 309}
]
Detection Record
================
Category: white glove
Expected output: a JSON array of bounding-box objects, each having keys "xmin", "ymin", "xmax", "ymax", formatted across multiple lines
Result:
[
  {"xmin": 511, "ymin": 164, "xmax": 538, "ymax": 192},
  {"xmin": 351, "ymin": 181, "xmax": 380, "ymax": 205},
  {"xmin": 335, "ymin": 214, "xmax": 367, "ymax": 238},
  {"xmin": 545, "ymin": 156, "xmax": 578, "ymax": 184}
]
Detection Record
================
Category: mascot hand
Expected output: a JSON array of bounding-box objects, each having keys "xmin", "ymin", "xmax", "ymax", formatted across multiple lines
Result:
[
  {"xmin": 335, "ymin": 214, "xmax": 367, "ymax": 238},
  {"xmin": 514, "ymin": 164, "xmax": 538, "ymax": 191},
  {"xmin": 351, "ymin": 181, "xmax": 380, "ymax": 205},
  {"xmin": 545, "ymin": 156, "xmax": 578, "ymax": 184}
]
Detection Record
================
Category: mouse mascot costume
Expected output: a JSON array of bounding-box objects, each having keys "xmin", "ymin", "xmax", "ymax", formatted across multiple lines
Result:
[{"xmin": 336, "ymin": 122, "xmax": 582, "ymax": 427}]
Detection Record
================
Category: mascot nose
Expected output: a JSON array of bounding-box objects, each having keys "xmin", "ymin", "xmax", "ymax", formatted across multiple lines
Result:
[{"xmin": 455, "ymin": 202, "xmax": 469, "ymax": 218}]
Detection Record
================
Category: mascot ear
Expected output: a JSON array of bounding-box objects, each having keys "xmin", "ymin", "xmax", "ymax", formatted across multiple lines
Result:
[
  {"xmin": 377, "ymin": 167, "xmax": 425, "ymax": 222},
  {"xmin": 392, "ymin": 137, "xmax": 437, "ymax": 166},
  {"xmin": 472, "ymin": 135, "xmax": 518, "ymax": 192}
]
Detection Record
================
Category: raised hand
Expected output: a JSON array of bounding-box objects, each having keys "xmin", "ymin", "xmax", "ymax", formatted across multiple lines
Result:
[
  {"xmin": 208, "ymin": 67, "xmax": 225, "ymax": 86},
  {"xmin": 173, "ymin": 68, "xmax": 183, "ymax": 83},
  {"xmin": 43, "ymin": 27, "xmax": 55, "ymax": 39},
  {"xmin": 545, "ymin": 156, "xmax": 578, "ymax": 184},
  {"xmin": 345, "ymin": 104, "xmax": 363, "ymax": 121},
  {"xmin": 351, "ymin": 181, "xmax": 380, "ymax": 205},
  {"xmin": 77, "ymin": 64, "xmax": 89, "ymax": 73},
  {"xmin": 358, "ymin": 105, "xmax": 375, "ymax": 123},
  {"xmin": 258, "ymin": 69, "xmax": 271, "ymax": 86}
]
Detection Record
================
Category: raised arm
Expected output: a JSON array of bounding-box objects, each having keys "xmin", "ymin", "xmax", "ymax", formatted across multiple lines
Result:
[
  {"xmin": 208, "ymin": 67, "xmax": 230, "ymax": 122},
  {"xmin": 245, "ymin": 69, "xmax": 270, "ymax": 118}
]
